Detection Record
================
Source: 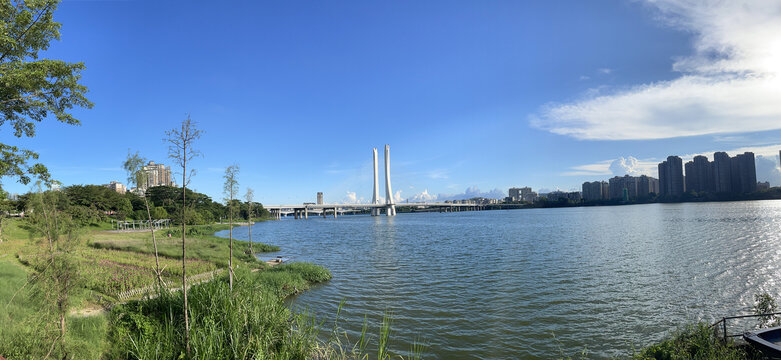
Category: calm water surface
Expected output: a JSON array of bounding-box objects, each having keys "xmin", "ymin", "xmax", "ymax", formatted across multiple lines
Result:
[{"xmin": 219, "ymin": 201, "xmax": 781, "ymax": 359}]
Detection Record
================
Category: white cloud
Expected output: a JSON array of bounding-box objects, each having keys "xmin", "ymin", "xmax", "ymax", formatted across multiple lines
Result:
[
  {"xmin": 561, "ymin": 160, "xmax": 614, "ymax": 176},
  {"xmin": 563, "ymin": 157, "xmax": 657, "ymax": 177},
  {"xmin": 409, "ymin": 189, "xmax": 437, "ymax": 202},
  {"xmin": 579, "ymin": 75, "xmax": 591, "ymax": 81},
  {"xmin": 756, "ymin": 155, "xmax": 781, "ymax": 186},
  {"xmin": 343, "ymin": 191, "xmax": 357, "ymax": 204},
  {"xmin": 531, "ymin": 0, "xmax": 781, "ymax": 140},
  {"xmin": 393, "ymin": 190, "xmax": 403, "ymax": 203},
  {"xmin": 597, "ymin": 68, "xmax": 613, "ymax": 74},
  {"xmin": 609, "ymin": 156, "xmax": 643, "ymax": 176}
]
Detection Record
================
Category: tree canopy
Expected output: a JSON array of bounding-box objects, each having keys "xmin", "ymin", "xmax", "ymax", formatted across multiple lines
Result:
[{"xmin": 0, "ymin": 0, "xmax": 92, "ymax": 187}]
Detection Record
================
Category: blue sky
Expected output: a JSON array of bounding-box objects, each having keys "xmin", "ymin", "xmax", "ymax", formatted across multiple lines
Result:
[{"xmin": 3, "ymin": 0, "xmax": 781, "ymax": 204}]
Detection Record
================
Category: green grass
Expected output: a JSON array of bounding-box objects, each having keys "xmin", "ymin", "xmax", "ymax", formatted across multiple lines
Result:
[
  {"xmin": 0, "ymin": 259, "xmax": 110, "ymax": 359},
  {"xmin": 632, "ymin": 323, "xmax": 761, "ymax": 360},
  {"xmin": 89, "ymin": 225, "xmax": 279, "ymax": 268},
  {"xmin": 107, "ymin": 266, "xmax": 421, "ymax": 360}
]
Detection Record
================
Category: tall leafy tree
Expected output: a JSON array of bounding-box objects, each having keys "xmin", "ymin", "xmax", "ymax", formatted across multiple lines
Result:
[
  {"xmin": 0, "ymin": 0, "xmax": 92, "ymax": 188},
  {"xmin": 123, "ymin": 151, "xmax": 164, "ymax": 285},
  {"xmin": 165, "ymin": 115, "xmax": 201, "ymax": 356},
  {"xmin": 223, "ymin": 164, "xmax": 239, "ymax": 290},
  {"xmin": 245, "ymin": 187, "xmax": 254, "ymax": 254}
]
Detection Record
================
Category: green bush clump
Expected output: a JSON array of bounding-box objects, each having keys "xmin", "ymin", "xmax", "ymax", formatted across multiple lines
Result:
[
  {"xmin": 107, "ymin": 267, "xmax": 323, "ymax": 359},
  {"xmin": 166, "ymin": 224, "xmax": 230, "ymax": 237},
  {"xmin": 269, "ymin": 262, "xmax": 333, "ymax": 283},
  {"xmin": 633, "ymin": 323, "xmax": 758, "ymax": 360}
]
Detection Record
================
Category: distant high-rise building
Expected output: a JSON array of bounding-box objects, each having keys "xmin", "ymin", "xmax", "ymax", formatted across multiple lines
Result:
[
  {"xmin": 142, "ymin": 161, "xmax": 173, "ymax": 190},
  {"xmin": 684, "ymin": 161, "xmax": 694, "ymax": 193},
  {"xmin": 684, "ymin": 155, "xmax": 714, "ymax": 193},
  {"xmin": 713, "ymin": 152, "xmax": 732, "ymax": 193},
  {"xmin": 637, "ymin": 175, "xmax": 659, "ymax": 196},
  {"xmin": 582, "ymin": 181, "xmax": 608, "ymax": 201},
  {"xmin": 658, "ymin": 156, "xmax": 684, "ymax": 196},
  {"xmin": 730, "ymin": 152, "xmax": 757, "ymax": 194},
  {"xmin": 608, "ymin": 175, "xmax": 638, "ymax": 200},
  {"xmin": 317, "ymin": 192, "xmax": 323, "ymax": 205}
]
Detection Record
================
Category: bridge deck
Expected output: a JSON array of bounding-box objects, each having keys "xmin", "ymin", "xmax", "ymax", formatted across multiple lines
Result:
[{"xmin": 265, "ymin": 202, "xmax": 482, "ymax": 210}]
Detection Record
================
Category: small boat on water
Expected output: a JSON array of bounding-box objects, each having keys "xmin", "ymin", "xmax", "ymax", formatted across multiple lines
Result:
[{"xmin": 744, "ymin": 326, "xmax": 781, "ymax": 358}]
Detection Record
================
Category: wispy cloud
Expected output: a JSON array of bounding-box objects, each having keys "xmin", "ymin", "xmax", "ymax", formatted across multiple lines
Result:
[
  {"xmin": 597, "ymin": 68, "xmax": 613, "ymax": 74},
  {"xmin": 426, "ymin": 169, "xmax": 449, "ymax": 179},
  {"xmin": 531, "ymin": 0, "xmax": 781, "ymax": 140},
  {"xmin": 562, "ymin": 157, "xmax": 657, "ymax": 177}
]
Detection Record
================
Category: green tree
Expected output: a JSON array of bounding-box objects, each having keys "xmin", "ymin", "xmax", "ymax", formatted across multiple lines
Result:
[
  {"xmin": 26, "ymin": 184, "xmax": 79, "ymax": 359},
  {"xmin": 223, "ymin": 164, "xmax": 239, "ymax": 290},
  {"xmin": 165, "ymin": 115, "xmax": 202, "ymax": 356},
  {"xmin": 123, "ymin": 151, "xmax": 164, "ymax": 285},
  {"xmin": 0, "ymin": 0, "xmax": 92, "ymax": 189},
  {"xmin": 151, "ymin": 206, "xmax": 168, "ymax": 219}
]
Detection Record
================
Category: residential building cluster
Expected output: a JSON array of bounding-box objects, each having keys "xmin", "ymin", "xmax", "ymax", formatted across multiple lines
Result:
[
  {"xmin": 101, "ymin": 160, "xmax": 175, "ymax": 195},
  {"xmin": 658, "ymin": 152, "xmax": 757, "ymax": 196},
  {"xmin": 444, "ymin": 197, "xmax": 500, "ymax": 205},
  {"xmin": 576, "ymin": 151, "xmax": 766, "ymax": 203},
  {"xmin": 582, "ymin": 175, "xmax": 659, "ymax": 201}
]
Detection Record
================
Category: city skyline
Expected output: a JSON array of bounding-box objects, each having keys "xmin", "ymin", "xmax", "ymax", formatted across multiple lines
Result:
[{"xmin": 1, "ymin": 1, "xmax": 780, "ymax": 204}]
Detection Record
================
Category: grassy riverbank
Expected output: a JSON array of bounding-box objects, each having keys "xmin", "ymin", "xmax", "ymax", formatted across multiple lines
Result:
[
  {"xmin": 0, "ymin": 218, "xmax": 423, "ymax": 359},
  {"xmin": 0, "ymin": 219, "xmax": 334, "ymax": 359}
]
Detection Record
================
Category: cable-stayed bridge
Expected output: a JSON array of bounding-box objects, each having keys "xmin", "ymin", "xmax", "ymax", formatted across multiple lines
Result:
[
  {"xmin": 265, "ymin": 145, "xmax": 488, "ymax": 219},
  {"xmin": 265, "ymin": 202, "xmax": 486, "ymax": 219}
]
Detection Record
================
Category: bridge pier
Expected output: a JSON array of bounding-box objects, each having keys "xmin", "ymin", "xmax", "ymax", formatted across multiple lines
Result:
[
  {"xmin": 333, "ymin": 208, "xmax": 338, "ymax": 219},
  {"xmin": 304, "ymin": 208, "xmax": 308, "ymax": 219}
]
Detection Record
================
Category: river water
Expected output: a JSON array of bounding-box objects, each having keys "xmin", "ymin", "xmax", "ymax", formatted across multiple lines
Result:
[{"xmin": 219, "ymin": 201, "xmax": 781, "ymax": 359}]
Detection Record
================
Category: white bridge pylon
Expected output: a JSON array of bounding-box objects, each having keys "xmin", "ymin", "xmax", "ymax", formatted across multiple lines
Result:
[{"xmin": 372, "ymin": 145, "xmax": 396, "ymax": 216}]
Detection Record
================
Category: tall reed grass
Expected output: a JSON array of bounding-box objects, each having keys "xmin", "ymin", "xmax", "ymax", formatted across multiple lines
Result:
[{"xmin": 108, "ymin": 265, "xmax": 423, "ymax": 359}]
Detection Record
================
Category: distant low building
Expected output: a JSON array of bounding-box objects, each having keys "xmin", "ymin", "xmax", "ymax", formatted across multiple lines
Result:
[
  {"xmin": 758, "ymin": 181, "xmax": 770, "ymax": 191},
  {"xmin": 508, "ymin": 186, "xmax": 537, "ymax": 202},
  {"xmin": 104, "ymin": 181, "xmax": 127, "ymax": 194},
  {"xmin": 542, "ymin": 191, "xmax": 580, "ymax": 202}
]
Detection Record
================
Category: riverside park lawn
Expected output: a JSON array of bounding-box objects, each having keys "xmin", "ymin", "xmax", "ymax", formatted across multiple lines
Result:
[{"xmin": 0, "ymin": 219, "xmax": 310, "ymax": 358}]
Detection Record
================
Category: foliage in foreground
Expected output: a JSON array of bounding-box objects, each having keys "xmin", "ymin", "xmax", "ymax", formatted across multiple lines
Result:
[
  {"xmin": 632, "ymin": 323, "xmax": 760, "ymax": 360},
  {"xmin": 107, "ymin": 265, "xmax": 419, "ymax": 359}
]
